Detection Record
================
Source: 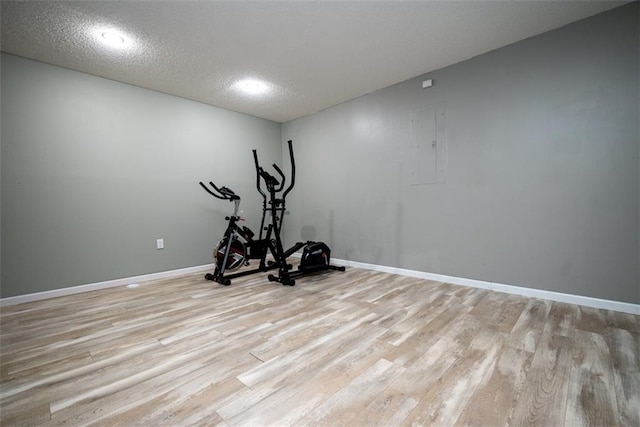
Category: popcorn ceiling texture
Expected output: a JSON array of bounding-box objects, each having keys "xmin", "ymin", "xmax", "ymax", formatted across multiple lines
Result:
[{"xmin": 0, "ymin": 1, "xmax": 625, "ymax": 123}]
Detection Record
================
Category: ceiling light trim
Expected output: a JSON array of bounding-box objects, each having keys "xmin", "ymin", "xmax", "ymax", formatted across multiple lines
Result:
[
  {"xmin": 90, "ymin": 26, "xmax": 136, "ymax": 52},
  {"xmin": 233, "ymin": 78, "xmax": 273, "ymax": 96}
]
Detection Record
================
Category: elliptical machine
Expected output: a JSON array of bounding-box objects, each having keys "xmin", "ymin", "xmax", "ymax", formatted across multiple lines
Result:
[
  {"xmin": 257, "ymin": 141, "xmax": 345, "ymax": 285},
  {"xmin": 199, "ymin": 140, "xmax": 344, "ymax": 286}
]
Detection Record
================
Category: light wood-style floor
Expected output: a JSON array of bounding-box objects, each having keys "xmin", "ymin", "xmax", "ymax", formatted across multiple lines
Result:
[{"xmin": 1, "ymin": 266, "xmax": 639, "ymax": 426}]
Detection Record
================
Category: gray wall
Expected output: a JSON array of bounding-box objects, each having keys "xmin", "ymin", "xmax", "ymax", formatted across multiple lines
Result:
[
  {"xmin": 283, "ymin": 3, "xmax": 639, "ymax": 304},
  {"xmin": 1, "ymin": 53, "xmax": 282, "ymax": 298},
  {"xmin": 2, "ymin": 4, "xmax": 638, "ymax": 304}
]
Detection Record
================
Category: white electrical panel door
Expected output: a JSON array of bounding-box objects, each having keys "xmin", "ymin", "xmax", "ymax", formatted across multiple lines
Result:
[{"xmin": 410, "ymin": 108, "xmax": 437, "ymax": 185}]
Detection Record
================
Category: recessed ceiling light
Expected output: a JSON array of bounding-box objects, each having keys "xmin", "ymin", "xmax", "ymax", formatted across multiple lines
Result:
[
  {"xmin": 101, "ymin": 31, "xmax": 125, "ymax": 46},
  {"xmin": 234, "ymin": 79, "xmax": 272, "ymax": 96},
  {"xmin": 91, "ymin": 26, "xmax": 134, "ymax": 51}
]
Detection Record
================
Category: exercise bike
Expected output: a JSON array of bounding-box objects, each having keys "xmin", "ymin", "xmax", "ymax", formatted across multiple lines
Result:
[
  {"xmin": 198, "ymin": 182, "xmax": 268, "ymax": 285},
  {"xmin": 200, "ymin": 140, "xmax": 344, "ymax": 286}
]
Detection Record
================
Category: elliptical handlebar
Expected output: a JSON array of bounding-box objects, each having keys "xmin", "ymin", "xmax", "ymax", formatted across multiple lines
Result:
[
  {"xmin": 201, "ymin": 140, "xmax": 295, "ymax": 206},
  {"xmin": 282, "ymin": 140, "xmax": 295, "ymax": 200},
  {"xmin": 271, "ymin": 164, "xmax": 286, "ymax": 192},
  {"xmin": 258, "ymin": 168, "xmax": 284, "ymax": 192},
  {"xmin": 253, "ymin": 149, "xmax": 267, "ymax": 200},
  {"xmin": 253, "ymin": 139, "xmax": 296, "ymax": 197}
]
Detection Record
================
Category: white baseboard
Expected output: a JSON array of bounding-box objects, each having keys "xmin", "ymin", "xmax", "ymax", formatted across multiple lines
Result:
[
  {"xmin": 2, "ymin": 259, "xmax": 638, "ymax": 315},
  {"xmin": 0, "ymin": 264, "xmax": 215, "ymax": 307},
  {"xmin": 331, "ymin": 258, "xmax": 640, "ymax": 315}
]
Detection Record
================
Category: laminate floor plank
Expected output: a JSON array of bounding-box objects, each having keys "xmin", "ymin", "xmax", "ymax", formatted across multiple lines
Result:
[
  {"xmin": 402, "ymin": 324, "xmax": 504, "ymax": 426},
  {"xmin": 606, "ymin": 327, "xmax": 640, "ymax": 427},
  {"xmin": 217, "ymin": 317, "xmax": 388, "ymax": 423},
  {"xmin": 299, "ymin": 358, "xmax": 403, "ymax": 427},
  {"xmin": 505, "ymin": 298, "xmax": 552, "ymax": 353},
  {"xmin": 577, "ymin": 306, "xmax": 609, "ymax": 335},
  {"xmin": 511, "ymin": 331, "xmax": 573, "ymax": 425},
  {"xmin": 489, "ymin": 294, "xmax": 530, "ymax": 334},
  {"xmin": 238, "ymin": 314, "xmax": 385, "ymax": 390},
  {"xmin": 221, "ymin": 336, "xmax": 394, "ymax": 426},
  {"xmin": 50, "ymin": 351, "xmax": 259, "ymax": 425},
  {"xmin": 544, "ymin": 301, "xmax": 578, "ymax": 338},
  {"xmin": 565, "ymin": 330, "xmax": 619, "ymax": 426},
  {"xmin": 382, "ymin": 300, "xmax": 474, "ymax": 369},
  {"xmin": 138, "ymin": 377, "xmax": 245, "ymax": 426},
  {"xmin": 1, "ymin": 268, "xmax": 638, "ymax": 426},
  {"xmin": 455, "ymin": 345, "xmax": 534, "ymax": 426},
  {"xmin": 459, "ymin": 286, "xmax": 491, "ymax": 308},
  {"xmin": 605, "ymin": 310, "xmax": 640, "ymax": 333}
]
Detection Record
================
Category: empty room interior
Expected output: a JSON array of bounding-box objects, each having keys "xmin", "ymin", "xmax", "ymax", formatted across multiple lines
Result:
[{"xmin": 1, "ymin": 1, "xmax": 639, "ymax": 425}]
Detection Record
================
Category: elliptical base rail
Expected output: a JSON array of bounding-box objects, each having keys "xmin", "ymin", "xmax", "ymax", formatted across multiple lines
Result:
[{"xmin": 266, "ymin": 240, "xmax": 345, "ymax": 286}]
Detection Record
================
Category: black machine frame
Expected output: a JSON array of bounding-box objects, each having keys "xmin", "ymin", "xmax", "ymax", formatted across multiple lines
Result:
[{"xmin": 199, "ymin": 140, "xmax": 344, "ymax": 286}]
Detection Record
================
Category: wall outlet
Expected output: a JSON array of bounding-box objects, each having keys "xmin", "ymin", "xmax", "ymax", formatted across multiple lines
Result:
[{"xmin": 156, "ymin": 238, "xmax": 164, "ymax": 250}]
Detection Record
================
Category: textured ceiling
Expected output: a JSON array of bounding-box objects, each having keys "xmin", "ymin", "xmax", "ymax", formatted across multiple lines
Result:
[{"xmin": 0, "ymin": 1, "xmax": 627, "ymax": 123}]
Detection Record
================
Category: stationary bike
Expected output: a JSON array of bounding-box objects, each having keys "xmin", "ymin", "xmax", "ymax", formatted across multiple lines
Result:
[{"xmin": 198, "ymin": 183, "xmax": 269, "ymax": 285}]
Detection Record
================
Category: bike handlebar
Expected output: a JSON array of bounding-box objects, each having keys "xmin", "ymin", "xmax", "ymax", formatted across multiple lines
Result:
[{"xmin": 199, "ymin": 181, "xmax": 240, "ymax": 201}]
